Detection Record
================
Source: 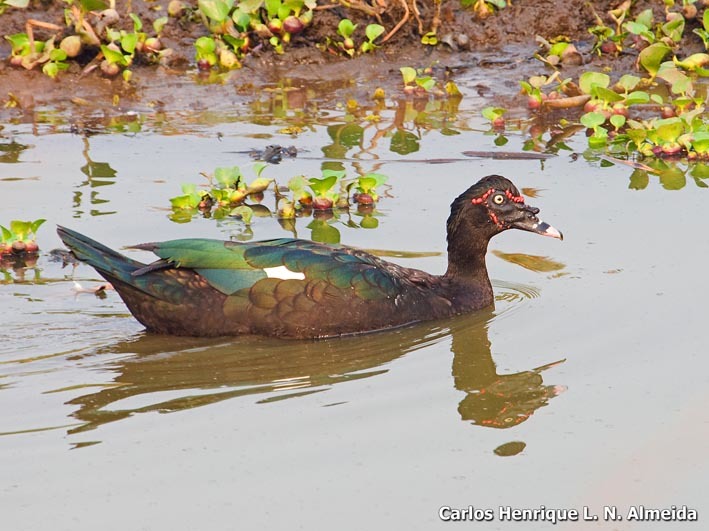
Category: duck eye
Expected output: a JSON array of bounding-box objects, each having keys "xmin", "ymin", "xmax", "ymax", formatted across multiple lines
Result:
[{"xmin": 492, "ymin": 194, "xmax": 505, "ymax": 205}]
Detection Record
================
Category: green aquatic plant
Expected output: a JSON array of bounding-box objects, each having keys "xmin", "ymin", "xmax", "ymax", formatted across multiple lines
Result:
[
  {"xmin": 195, "ymin": 0, "xmax": 315, "ymax": 65},
  {"xmin": 693, "ymin": 9, "xmax": 709, "ymax": 49},
  {"xmin": 167, "ymin": 161, "xmax": 390, "ymax": 239},
  {"xmin": 326, "ymin": 19, "xmax": 383, "ymax": 57},
  {"xmin": 481, "ymin": 106, "xmax": 507, "ymax": 129},
  {"xmin": 0, "ymin": 219, "xmax": 46, "ymax": 255}
]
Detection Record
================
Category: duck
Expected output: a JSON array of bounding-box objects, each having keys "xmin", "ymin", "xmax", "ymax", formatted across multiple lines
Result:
[{"xmin": 57, "ymin": 175, "xmax": 562, "ymax": 338}]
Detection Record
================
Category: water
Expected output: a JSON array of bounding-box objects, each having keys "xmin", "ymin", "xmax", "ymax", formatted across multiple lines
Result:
[{"xmin": 1, "ymin": 68, "xmax": 707, "ymax": 530}]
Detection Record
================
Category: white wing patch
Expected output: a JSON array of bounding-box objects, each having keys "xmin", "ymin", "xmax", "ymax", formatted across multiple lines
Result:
[{"xmin": 263, "ymin": 265, "xmax": 305, "ymax": 280}]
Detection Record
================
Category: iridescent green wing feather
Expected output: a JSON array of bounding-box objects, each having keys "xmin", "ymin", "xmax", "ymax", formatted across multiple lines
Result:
[{"xmin": 137, "ymin": 238, "xmax": 401, "ymax": 301}]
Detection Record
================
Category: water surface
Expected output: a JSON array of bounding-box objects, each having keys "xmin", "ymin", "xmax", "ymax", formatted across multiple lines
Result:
[{"xmin": 1, "ymin": 68, "xmax": 707, "ymax": 530}]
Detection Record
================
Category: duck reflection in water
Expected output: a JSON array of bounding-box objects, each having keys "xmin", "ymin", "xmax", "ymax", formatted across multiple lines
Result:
[{"xmin": 66, "ymin": 307, "xmax": 565, "ymax": 436}]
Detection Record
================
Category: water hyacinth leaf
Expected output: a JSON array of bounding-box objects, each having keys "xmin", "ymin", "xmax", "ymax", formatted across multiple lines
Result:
[
  {"xmin": 0, "ymin": 225, "xmax": 12, "ymax": 242},
  {"xmin": 199, "ymin": 0, "xmax": 234, "ymax": 22},
  {"xmin": 655, "ymin": 118, "xmax": 684, "ymax": 142},
  {"xmin": 481, "ymin": 107, "xmax": 505, "ymax": 121},
  {"xmin": 661, "ymin": 17, "xmax": 684, "ymax": 43},
  {"xmin": 232, "ymin": 9, "xmax": 252, "ymax": 29},
  {"xmin": 10, "ymin": 220, "xmax": 31, "ymax": 240},
  {"xmin": 579, "ymin": 72, "xmax": 610, "ymax": 94},
  {"xmin": 338, "ymin": 19, "xmax": 356, "ymax": 38},
  {"xmin": 309, "ymin": 175, "xmax": 338, "ymax": 196},
  {"xmin": 80, "ymin": 0, "xmax": 107, "ymax": 10},
  {"xmin": 327, "ymin": 124, "xmax": 364, "ymax": 148},
  {"xmin": 101, "ymin": 45, "xmax": 128, "ymax": 66},
  {"xmin": 253, "ymin": 161, "xmax": 268, "ymax": 178},
  {"xmin": 415, "ymin": 76, "xmax": 436, "ymax": 91},
  {"xmin": 692, "ymin": 133, "xmax": 709, "ymax": 154},
  {"xmin": 580, "ymin": 111, "xmax": 607, "ymax": 129},
  {"xmin": 170, "ymin": 194, "xmax": 199, "ymax": 209},
  {"xmin": 264, "ymin": 0, "xmax": 281, "ymax": 18},
  {"xmin": 43, "ymin": 62, "xmax": 59, "ymax": 78},
  {"xmin": 30, "ymin": 219, "xmax": 46, "ymax": 235},
  {"xmin": 624, "ymin": 21, "xmax": 650, "ymax": 36},
  {"xmin": 657, "ymin": 64, "xmax": 693, "ymax": 95},
  {"xmin": 528, "ymin": 75, "xmax": 548, "ymax": 89},
  {"xmin": 588, "ymin": 126, "xmax": 608, "ymax": 148},
  {"xmin": 152, "ymin": 16, "xmax": 168, "ymax": 34},
  {"xmin": 593, "ymin": 86, "xmax": 623, "ymax": 103},
  {"xmin": 626, "ymin": 128, "xmax": 647, "ymax": 147},
  {"xmin": 195, "ymin": 36, "xmax": 216, "ymax": 55},
  {"xmin": 5, "ymin": 33, "xmax": 30, "ymax": 53},
  {"xmin": 360, "ymin": 216, "xmax": 378, "ymax": 229},
  {"xmin": 214, "ymin": 166, "xmax": 242, "ymax": 188},
  {"xmin": 230, "ymin": 205, "xmax": 254, "ymax": 224},
  {"xmin": 494, "ymin": 135, "xmax": 509, "ymax": 146},
  {"xmin": 287, "ymin": 175, "xmax": 310, "ymax": 194},
  {"xmin": 390, "ymin": 130, "xmax": 419, "ymax": 155},
  {"xmin": 628, "ymin": 169, "xmax": 649, "ymax": 190},
  {"xmin": 357, "ymin": 176, "xmax": 378, "ymax": 193},
  {"xmin": 691, "ymin": 163, "xmax": 709, "ymax": 179},
  {"xmin": 246, "ymin": 177, "xmax": 273, "ymax": 194},
  {"xmin": 121, "ymin": 32, "xmax": 139, "ymax": 54},
  {"xmin": 400, "ymin": 66, "xmax": 416, "ymax": 85},
  {"xmin": 617, "ymin": 74, "xmax": 641, "ymax": 92},
  {"xmin": 674, "ymin": 53, "xmax": 709, "ymax": 71},
  {"xmin": 659, "ymin": 166, "xmax": 686, "ymax": 190},
  {"xmin": 366, "ymin": 24, "xmax": 385, "ymax": 42},
  {"xmin": 445, "ymin": 81, "xmax": 461, "ymax": 97},
  {"xmin": 363, "ymin": 173, "xmax": 388, "ymax": 187},
  {"xmin": 639, "ymin": 43, "xmax": 671, "ymax": 77},
  {"xmin": 308, "ymin": 219, "xmax": 340, "ymax": 244},
  {"xmin": 321, "ymin": 169, "xmax": 346, "ymax": 181},
  {"xmin": 636, "ymin": 8, "xmax": 653, "ymax": 28},
  {"xmin": 238, "ymin": 0, "xmax": 263, "ymax": 12},
  {"xmin": 625, "ymin": 91, "xmax": 650, "ymax": 105},
  {"xmin": 128, "ymin": 13, "xmax": 143, "ymax": 32},
  {"xmin": 610, "ymin": 114, "xmax": 626, "ymax": 129}
]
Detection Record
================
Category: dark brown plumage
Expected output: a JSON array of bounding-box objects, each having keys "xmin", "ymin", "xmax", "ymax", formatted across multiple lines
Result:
[{"xmin": 57, "ymin": 175, "xmax": 562, "ymax": 338}]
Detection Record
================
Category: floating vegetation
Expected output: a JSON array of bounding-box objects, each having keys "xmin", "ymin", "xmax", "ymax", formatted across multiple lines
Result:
[{"xmin": 168, "ymin": 163, "xmax": 389, "ymax": 242}]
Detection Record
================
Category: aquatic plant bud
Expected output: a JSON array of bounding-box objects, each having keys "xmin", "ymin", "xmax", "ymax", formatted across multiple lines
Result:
[
  {"xmin": 98, "ymin": 8, "xmax": 120, "ymax": 25},
  {"xmin": 100, "ymin": 60, "xmax": 120, "ymax": 77},
  {"xmin": 283, "ymin": 16, "xmax": 304, "ymax": 35},
  {"xmin": 25, "ymin": 240, "xmax": 39, "ymax": 253},
  {"xmin": 312, "ymin": 197, "xmax": 333, "ymax": 210},
  {"xmin": 683, "ymin": 3, "xmax": 697, "ymax": 19},
  {"xmin": 144, "ymin": 38, "xmax": 163, "ymax": 53},
  {"xmin": 298, "ymin": 10, "xmax": 313, "ymax": 27},
  {"xmin": 355, "ymin": 193, "xmax": 374, "ymax": 205},
  {"xmin": 267, "ymin": 18, "xmax": 283, "ymax": 35},
  {"xmin": 601, "ymin": 41, "xmax": 618, "ymax": 55},
  {"xmin": 168, "ymin": 0, "xmax": 186, "ymax": 17},
  {"xmin": 60, "ymin": 35, "xmax": 82, "ymax": 58},
  {"xmin": 11, "ymin": 241, "xmax": 27, "ymax": 254},
  {"xmin": 219, "ymin": 49, "xmax": 239, "ymax": 69}
]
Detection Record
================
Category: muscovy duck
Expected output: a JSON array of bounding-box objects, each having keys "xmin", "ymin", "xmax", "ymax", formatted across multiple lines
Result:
[{"xmin": 57, "ymin": 175, "xmax": 561, "ymax": 338}]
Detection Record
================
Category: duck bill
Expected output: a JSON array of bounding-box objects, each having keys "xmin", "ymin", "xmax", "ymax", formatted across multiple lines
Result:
[{"xmin": 513, "ymin": 219, "xmax": 563, "ymax": 240}]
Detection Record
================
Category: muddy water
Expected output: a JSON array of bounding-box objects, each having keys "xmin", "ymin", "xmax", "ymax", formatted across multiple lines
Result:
[{"xmin": 1, "ymin": 72, "xmax": 708, "ymax": 531}]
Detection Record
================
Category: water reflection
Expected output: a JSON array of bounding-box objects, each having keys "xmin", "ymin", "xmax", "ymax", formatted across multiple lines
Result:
[
  {"xmin": 65, "ymin": 308, "xmax": 565, "ymax": 437},
  {"xmin": 74, "ymin": 137, "xmax": 118, "ymax": 218}
]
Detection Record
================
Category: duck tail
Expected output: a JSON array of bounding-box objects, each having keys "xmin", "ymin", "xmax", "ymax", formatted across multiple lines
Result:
[{"xmin": 57, "ymin": 225, "xmax": 145, "ymax": 284}]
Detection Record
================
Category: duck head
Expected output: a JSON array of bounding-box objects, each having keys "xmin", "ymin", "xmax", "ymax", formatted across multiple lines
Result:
[{"xmin": 447, "ymin": 175, "xmax": 563, "ymax": 244}]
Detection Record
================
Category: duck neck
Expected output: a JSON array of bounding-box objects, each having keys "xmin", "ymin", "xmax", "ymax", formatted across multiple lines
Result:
[{"xmin": 442, "ymin": 226, "xmax": 494, "ymax": 309}]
